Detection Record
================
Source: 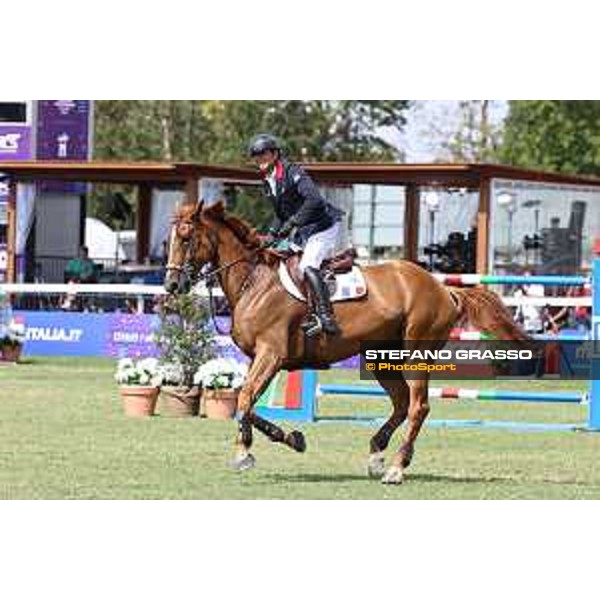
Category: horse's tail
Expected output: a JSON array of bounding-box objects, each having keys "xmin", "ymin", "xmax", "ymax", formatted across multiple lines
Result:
[{"xmin": 449, "ymin": 286, "xmax": 532, "ymax": 342}]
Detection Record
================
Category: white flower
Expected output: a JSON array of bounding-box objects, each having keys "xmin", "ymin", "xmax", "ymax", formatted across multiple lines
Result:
[
  {"xmin": 8, "ymin": 321, "xmax": 25, "ymax": 343},
  {"xmin": 193, "ymin": 358, "xmax": 248, "ymax": 389},
  {"xmin": 158, "ymin": 363, "xmax": 185, "ymax": 385},
  {"xmin": 118, "ymin": 358, "xmax": 135, "ymax": 371},
  {"xmin": 138, "ymin": 357, "xmax": 159, "ymax": 373},
  {"xmin": 114, "ymin": 357, "xmax": 161, "ymax": 387},
  {"xmin": 150, "ymin": 373, "xmax": 163, "ymax": 387}
]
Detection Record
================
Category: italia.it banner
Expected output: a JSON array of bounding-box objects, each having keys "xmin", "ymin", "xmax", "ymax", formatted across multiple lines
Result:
[{"xmin": 10, "ymin": 311, "xmax": 360, "ymax": 368}]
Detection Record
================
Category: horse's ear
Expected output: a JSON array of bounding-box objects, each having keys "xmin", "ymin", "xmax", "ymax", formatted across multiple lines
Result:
[
  {"xmin": 203, "ymin": 200, "xmax": 225, "ymax": 220},
  {"xmin": 191, "ymin": 200, "xmax": 204, "ymax": 222}
]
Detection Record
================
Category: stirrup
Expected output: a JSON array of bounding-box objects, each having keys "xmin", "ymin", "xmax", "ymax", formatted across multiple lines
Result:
[
  {"xmin": 301, "ymin": 314, "xmax": 323, "ymax": 338},
  {"xmin": 321, "ymin": 316, "xmax": 341, "ymax": 336}
]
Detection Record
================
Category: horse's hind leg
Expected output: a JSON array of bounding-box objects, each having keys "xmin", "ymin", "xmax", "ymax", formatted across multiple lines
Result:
[{"xmin": 367, "ymin": 376, "xmax": 409, "ymax": 479}]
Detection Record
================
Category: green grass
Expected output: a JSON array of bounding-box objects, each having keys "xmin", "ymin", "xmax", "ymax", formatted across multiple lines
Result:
[{"xmin": 1, "ymin": 357, "xmax": 599, "ymax": 499}]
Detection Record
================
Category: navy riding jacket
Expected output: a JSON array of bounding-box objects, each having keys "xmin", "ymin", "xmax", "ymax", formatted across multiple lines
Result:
[{"xmin": 263, "ymin": 160, "xmax": 344, "ymax": 246}]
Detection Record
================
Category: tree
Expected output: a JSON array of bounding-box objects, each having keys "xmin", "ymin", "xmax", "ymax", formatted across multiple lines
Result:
[
  {"xmin": 92, "ymin": 100, "xmax": 412, "ymax": 228},
  {"xmin": 498, "ymin": 101, "xmax": 600, "ymax": 175},
  {"xmin": 94, "ymin": 100, "xmax": 411, "ymax": 163},
  {"xmin": 94, "ymin": 101, "xmax": 213, "ymax": 162},
  {"xmin": 417, "ymin": 100, "xmax": 503, "ymax": 162},
  {"xmin": 194, "ymin": 100, "xmax": 411, "ymax": 228}
]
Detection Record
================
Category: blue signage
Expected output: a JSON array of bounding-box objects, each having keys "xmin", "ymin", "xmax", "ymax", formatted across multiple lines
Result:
[{"xmin": 12, "ymin": 311, "xmax": 359, "ymax": 368}]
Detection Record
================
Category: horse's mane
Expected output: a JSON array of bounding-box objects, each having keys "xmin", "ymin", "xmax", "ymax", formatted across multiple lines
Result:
[{"xmin": 201, "ymin": 200, "xmax": 261, "ymax": 249}]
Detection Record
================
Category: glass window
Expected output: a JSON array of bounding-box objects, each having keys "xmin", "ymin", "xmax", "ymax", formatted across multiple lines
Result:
[
  {"xmin": 418, "ymin": 188, "xmax": 479, "ymax": 273},
  {"xmin": 352, "ymin": 185, "xmax": 404, "ymax": 259},
  {"xmin": 490, "ymin": 178, "xmax": 600, "ymax": 275}
]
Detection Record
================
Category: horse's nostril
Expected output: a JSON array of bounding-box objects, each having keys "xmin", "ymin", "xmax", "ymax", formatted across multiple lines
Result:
[{"xmin": 165, "ymin": 280, "xmax": 178, "ymax": 294}]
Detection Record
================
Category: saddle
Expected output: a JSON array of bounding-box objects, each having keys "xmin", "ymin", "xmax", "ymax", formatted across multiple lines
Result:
[
  {"xmin": 322, "ymin": 248, "xmax": 358, "ymax": 274},
  {"xmin": 265, "ymin": 247, "xmax": 357, "ymax": 276},
  {"xmin": 266, "ymin": 246, "xmax": 367, "ymax": 303}
]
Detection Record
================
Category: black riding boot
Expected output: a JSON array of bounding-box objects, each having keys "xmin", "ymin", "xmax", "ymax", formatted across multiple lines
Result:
[{"xmin": 304, "ymin": 267, "xmax": 341, "ymax": 336}]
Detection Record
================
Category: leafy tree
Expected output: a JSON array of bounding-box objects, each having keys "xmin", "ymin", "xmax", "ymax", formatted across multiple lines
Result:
[
  {"xmin": 498, "ymin": 101, "xmax": 600, "ymax": 175},
  {"xmin": 92, "ymin": 100, "xmax": 412, "ymax": 228},
  {"xmin": 94, "ymin": 101, "xmax": 213, "ymax": 161},
  {"xmin": 94, "ymin": 100, "xmax": 411, "ymax": 163},
  {"xmin": 417, "ymin": 100, "xmax": 503, "ymax": 162}
]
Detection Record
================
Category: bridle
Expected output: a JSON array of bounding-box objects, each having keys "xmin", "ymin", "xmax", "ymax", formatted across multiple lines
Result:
[{"xmin": 166, "ymin": 217, "xmax": 268, "ymax": 334}]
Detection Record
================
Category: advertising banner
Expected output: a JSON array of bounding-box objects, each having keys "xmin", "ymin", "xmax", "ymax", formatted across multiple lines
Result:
[
  {"xmin": 13, "ymin": 311, "xmax": 359, "ymax": 367},
  {"xmin": 36, "ymin": 100, "xmax": 92, "ymax": 193},
  {"xmin": 1, "ymin": 119, "xmax": 33, "ymax": 283},
  {"xmin": 0, "ymin": 124, "xmax": 32, "ymax": 161}
]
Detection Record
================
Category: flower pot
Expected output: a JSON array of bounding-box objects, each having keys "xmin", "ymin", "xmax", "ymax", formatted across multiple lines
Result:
[
  {"xmin": 203, "ymin": 388, "xmax": 239, "ymax": 420},
  {"xmin": 0, "ymin": 344, "xmax": 22, "ymax": 364},
  {"xmin": 119, "ymin": 386, "xmax": 159, "ymax": 417},
  {"xmin": 160, "ymin": 385, "xmax": 201, "ymax": 417}
]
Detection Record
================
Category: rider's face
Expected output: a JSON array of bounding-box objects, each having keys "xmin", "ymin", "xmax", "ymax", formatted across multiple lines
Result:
[{"xmin": 252, "ymin": 150, "xmax": 278, "ymax": 173}]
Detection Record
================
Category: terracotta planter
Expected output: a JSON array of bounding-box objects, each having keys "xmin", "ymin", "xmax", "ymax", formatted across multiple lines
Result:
[
  {"xmin": 160, "ymin": 385, "xmax": 201, "ymax": 417},
  {"xmin": 0, "ymin": 343, "xmax": 22, "ymax": 364},
  {"xmin": 120, "ymin": 386, "xmax": 159, "ymax": 417},
  {"xmin": 203, "ymin": 388, "xmax": 239, "ymax": 420}
]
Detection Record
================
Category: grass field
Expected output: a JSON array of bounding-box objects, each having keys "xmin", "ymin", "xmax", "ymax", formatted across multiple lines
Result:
[{"xmin": 1, "ymin": 357, "xmax": 599, "ymax": 499}]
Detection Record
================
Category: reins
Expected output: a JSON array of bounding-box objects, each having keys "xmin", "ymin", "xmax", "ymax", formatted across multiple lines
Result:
[{"xmin": 168, "ymin": 222, "xmax": 276, "ymax": 335}]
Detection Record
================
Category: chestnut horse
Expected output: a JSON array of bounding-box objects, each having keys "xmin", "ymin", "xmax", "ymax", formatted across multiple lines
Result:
[{"xmin": 165, "ymin": 201, "xmax": 527, "ymax": 484}]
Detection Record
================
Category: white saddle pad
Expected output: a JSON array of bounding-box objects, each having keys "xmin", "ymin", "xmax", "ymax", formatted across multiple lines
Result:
[{"xmin": 278, "ymin": 262, "xmax": 367, "ymax": 303}]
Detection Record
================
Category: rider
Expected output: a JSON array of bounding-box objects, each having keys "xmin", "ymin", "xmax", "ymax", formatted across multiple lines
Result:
[{"xmin": 248, "ymin": 133, "xmax": 344, "ymax": 336}]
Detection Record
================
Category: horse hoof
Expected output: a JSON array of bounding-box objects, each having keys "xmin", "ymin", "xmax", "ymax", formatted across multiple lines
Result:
[
  {"xmin": 381, "ymin": 466, "xmax": 404, "ymax": 485},
  {"xmin": 232, "ymin": 452, "xmax": 256, "ymax": 472},
  {"xmin": 367, "ymin": 453, "xmax": 386, "ymax": 479},
  {"xmin": 285, "ymin": 431, "xmax": 307, "ymax": 453}
]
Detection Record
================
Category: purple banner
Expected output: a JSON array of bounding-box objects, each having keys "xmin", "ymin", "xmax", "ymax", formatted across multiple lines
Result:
[
  {"xmin": 105, "ymin": 313, "xmax": 160, "ymax": 358},
  {"xmin": 14, "ymin": 311, "xmax": 359, "ymax": 368},
  {"xmin": 0, "ymin": 124, "xmax": 33, "ymax": 161},
  {"xmin": 36, "ymin": 100, "xmax": 91, "ymax": 193}
]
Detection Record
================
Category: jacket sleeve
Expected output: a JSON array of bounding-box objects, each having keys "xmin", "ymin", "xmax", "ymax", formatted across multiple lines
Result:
[
  {"xmin": 287, "ymin": 166, "xmax": 327, "ymax": 227},
  {"xmin": 268, "ymin": 215, "xmax": 283, "ymax": 234}
]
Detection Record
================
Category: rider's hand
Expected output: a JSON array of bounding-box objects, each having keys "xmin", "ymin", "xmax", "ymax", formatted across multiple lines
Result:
[
  {"xmin": 257, "ymin": 233, "xmax": 274, "ymax": 245},
  {"xmin": 277, "ymin": 220, "xmax": 296, "ymax": 239}
]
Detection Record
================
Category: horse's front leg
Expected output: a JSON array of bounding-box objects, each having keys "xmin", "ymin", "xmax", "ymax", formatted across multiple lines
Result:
[
  {"xmin": 232, "ymin": 349, "xmax": 283, "ymax": 472},
  {"xmin": 250, "ymin": 413, "xmax": 307, "ymax": 453}
]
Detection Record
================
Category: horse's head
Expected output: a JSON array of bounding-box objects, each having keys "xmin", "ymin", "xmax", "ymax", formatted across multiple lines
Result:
[
  {"xmin": 164, "ymin": 201, "xmax": 215, "ymax": 294},
  {"xmin": 165, "ymin": 200, "xmax": 262, "ymax": 295}
]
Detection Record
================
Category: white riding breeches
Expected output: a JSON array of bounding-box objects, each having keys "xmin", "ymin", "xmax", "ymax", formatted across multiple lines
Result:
[{"xmin": 298, "ymin": 222, "xmax": 342, "ymax": 274}]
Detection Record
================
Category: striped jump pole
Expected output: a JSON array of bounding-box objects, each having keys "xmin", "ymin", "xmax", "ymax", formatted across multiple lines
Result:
[
  {"xmin": 317, "ymin": 384, "xmax": 586, "ymax": 404},
  {"xmin": 448, "ymin": 328, "xmax": 589, "ymax": 341},
  {"xmin": 434, "ymin": 273, "xmax": 590, "ymax": 287}
]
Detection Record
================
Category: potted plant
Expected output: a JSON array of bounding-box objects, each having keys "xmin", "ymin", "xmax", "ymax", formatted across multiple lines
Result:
[
  {"xmin": 157, "ymin": 362, "xmax": 202, "ymax": 417},
  {"xmin": 114, "ymin": 357, "xmax": 162, "ymax": 417},
  {"xmin": 194, "ymin": 358, "xmax": 247, "ymax": 420},
  {"xmin": 0, "ymin": 320, "xmax": 26, "ymax": 364},
  {"xmin": 155, "ymin": 294, "xmax": 215, "ymax": 417}
]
